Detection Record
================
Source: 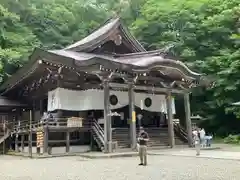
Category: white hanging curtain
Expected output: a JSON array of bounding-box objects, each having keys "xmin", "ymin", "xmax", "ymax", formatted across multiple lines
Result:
[{"xmin": 47, "ymin": 88, "xmax": 176, "ymax": 114}]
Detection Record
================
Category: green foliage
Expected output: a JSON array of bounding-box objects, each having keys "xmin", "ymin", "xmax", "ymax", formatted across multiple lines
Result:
[
  {"xmin": 0, "ymin": 4, "xmax": 39, "ymax": 82},
  {"xmin": 224, "ymin": 134, "xmax": 240, "ymax": 144},
  {"xmin": 0, "ymin": 0, "xmax": 111, "ymax": 81}
]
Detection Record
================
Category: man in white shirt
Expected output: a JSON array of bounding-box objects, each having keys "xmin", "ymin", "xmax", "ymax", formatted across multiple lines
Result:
[
  {"xmin": 193, "ymin": 128, "xmax": 200, "ymax": 156},
  {"xmin": 199, "ymin": 128, "xmax": 206, "ymax": 147}
]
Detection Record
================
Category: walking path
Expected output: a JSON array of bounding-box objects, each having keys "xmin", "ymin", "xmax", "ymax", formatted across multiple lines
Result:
[
  {"xmin": 148, "ymin": 149, "xmax": 240, "ymax": 160},
  {"xmin": 7, "ymin": 143, "xmax": 240, "ymax": 161},
  {"xmin": 3, "ymin": 144, "xmax": 240, "ymax": 179},
  {"xmin": 1, "ymin": 152, "xmax": 240, "ymax": 180}
]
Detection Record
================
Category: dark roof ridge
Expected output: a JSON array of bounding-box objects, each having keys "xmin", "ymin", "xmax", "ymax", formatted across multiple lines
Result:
[
  {"xmin": 113, "ymin": 49, "xmax": 163, "ymax": 57},
  {"xmin": 64, "ymin": 16, "xmax": 145, "ymax": 53},
  {"xmin": 83, "ymin": 16, "xmax": 117, "ymax": 37}
]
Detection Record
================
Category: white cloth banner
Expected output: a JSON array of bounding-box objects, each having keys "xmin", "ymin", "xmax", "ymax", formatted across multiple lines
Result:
[
  {"xmin": 47, "ymin": 88, "xmax": 60, "ymax": 111},
  {"xmin": 48, "ymin": 88, "xmax": 175, "ymax": 114}
]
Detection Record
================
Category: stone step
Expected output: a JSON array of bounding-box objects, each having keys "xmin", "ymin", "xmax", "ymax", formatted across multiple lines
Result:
[{"xmin": 110, "ymin": 127, "xmax": 187, "ymax": 149}]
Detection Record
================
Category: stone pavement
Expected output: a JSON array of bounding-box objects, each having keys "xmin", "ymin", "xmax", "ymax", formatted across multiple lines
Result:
[
  {"xmin": 5, "ymin": 145, "xmax": 221, "ymax": 159},
  {"xmin": 1, "ymin": 150, "xmax": 240, "ymax": 180},
  {"xmin": 148, "ymin": 149, "xmax": 240, "ymax": 160}
]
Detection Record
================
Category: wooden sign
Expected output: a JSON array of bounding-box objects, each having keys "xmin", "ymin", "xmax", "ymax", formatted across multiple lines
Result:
[{"xmin": 67, "ymin": 117, "xmax": 83, "ymax": 127}]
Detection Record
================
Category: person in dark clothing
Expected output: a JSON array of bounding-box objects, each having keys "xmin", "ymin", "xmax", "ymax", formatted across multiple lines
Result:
[{"xmin": 137, "ymin": 126, "xmax": 149, "ymax": 166}]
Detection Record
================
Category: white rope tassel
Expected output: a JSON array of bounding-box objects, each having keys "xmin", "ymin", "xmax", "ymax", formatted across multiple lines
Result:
[{"xmin": 140, "ymin": 100, "xmax": 143, "ymax": 110}]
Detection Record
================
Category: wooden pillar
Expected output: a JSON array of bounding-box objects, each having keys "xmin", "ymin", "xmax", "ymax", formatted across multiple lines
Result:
[
  {"xmin": 160, "ymin": 112, "xmax": 165, "ymax": 126},
  {"xmin": 66, "ymin": 131, "xmax": 70, "ymax": 153},
  {"xmin": 15, "ymin": 134, "xmax": 19, "ymax": 152},
  {"xmin": 184, "ymin": 93, "xmax": 193, "ymax": 147},
  {"xmin": 28, "ymin": 110, "xmax": 33, "ymax": 157},
  {"xmin": 55, "ymin": 110, "xmax": 63, "ymax": 126},
  {"xmin": 108, "ymin": 102, "xmax": 113, "ymax": 153},
  {"xmin": 43, "ymin": 123, "xmax": 49, "ymax": 154},
  {"xmin": 103, "ymin": 79, "xmax": 110, "ymax": 153},
  {"xmin": 166, "ymin": 92, "xmax": 175, "ymax": 147},
  {"xmin": 128, "ymin": 82, "xmax": 137, "ymax": 149},
  {"xmin": 56, "ymin": 71, "xmax": 63, "ymax": 124},
  {"xmin": 28, "ymin": 132, "xmax": 32, "ymax": 156},
  {"xmin": 15, "ymin": 108, "xmax": 21, "ymax": 152},
  {"xmin": 21, "ymin": 134, "xmax": 24, "ymax": 152},
  {"xmin": 39, "ymin": 99, "xmax": 44, "ymax": 116}
]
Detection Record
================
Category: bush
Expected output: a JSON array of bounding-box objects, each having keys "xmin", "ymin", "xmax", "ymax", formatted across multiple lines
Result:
[{"xmin": 223, "ymin": 134, "xmax": 240, "ymax": 144}]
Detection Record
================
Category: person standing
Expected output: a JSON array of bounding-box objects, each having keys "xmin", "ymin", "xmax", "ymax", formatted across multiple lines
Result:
[
  {"xmin": 137, "ymin": 127, "xmax": 149, "ymax": 166},
  {"xmin": 193, "ymin": 128, "xmax": 201, "ymax": 156},
  {"xmin": 199, "ymin": 128, "xmax": 206, "ymax": 147}
]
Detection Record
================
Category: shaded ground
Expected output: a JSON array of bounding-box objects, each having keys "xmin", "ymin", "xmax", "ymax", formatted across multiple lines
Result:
[{"xmin": 0, "ymin": 152, "xmax": 240, "ymax": 180}]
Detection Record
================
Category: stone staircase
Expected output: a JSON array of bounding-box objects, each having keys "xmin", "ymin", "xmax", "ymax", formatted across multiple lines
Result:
[
  {"xmin": 144, "ymin": 127, "xmax": 185, "ymax": 147},
  {"xmin": 112, "ymin": 128, "xmax": 130, "ymax": 148},
  {"xmin": 112, "ymin": 127, "xmax": 186, "ymax": 148}
]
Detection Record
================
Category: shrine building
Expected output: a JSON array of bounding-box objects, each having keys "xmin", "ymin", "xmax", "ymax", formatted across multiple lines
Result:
[{"xmin": 0, "ymin": 17, "xmax": 204, "ymax": 154}]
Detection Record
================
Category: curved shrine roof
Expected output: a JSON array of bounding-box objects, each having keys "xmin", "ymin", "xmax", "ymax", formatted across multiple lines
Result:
[
  {"xmin": 0, "ymin": 17, "xmax": 203, "ymax": 93},
  {"xmin": 48, "ymin": 49, "xmax": 201, "ymax": 81},
  {"xmin": 65, "ymin": 17, "xmax": 146, "ymax": 52}
]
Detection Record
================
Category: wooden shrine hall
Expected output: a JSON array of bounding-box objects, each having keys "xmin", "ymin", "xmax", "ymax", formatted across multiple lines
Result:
[{"xmin": 0, "ymin": 17, "xmax": 204, "ymax": 154}]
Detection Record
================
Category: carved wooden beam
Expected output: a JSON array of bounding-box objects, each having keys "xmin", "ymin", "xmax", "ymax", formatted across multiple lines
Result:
[{"xmin": 109, "ymin": 82, "xmax": 188, "ymax": 94}]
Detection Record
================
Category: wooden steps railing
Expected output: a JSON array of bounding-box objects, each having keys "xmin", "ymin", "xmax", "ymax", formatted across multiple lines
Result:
[
  {"xmin": 11, "ymin": 117, "xmax": 92, "ymax": 133},
  {"xmin": 91, "ymin": 120, "xmax": 104, "ymax": 151},
  {"xmin": 173, "ymin": 122, "xmax": 188, "ymax": 143},
  {"xmin": 0, "ymin": 122, "xmax": 13, "ymax": 154}
]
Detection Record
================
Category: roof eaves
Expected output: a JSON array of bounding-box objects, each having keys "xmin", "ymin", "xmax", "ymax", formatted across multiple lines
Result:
[
  {"xmin": 0, "ymin": 48, "xmax": 42, "ymax": 92},
  {"xmin": 0, "ymin": 96, "xmax": 28, "ymax": 107}
]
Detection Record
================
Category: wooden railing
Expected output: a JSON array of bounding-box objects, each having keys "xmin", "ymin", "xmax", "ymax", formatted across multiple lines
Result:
[
  {"xmin": 1, "ymin": 117, "xmax": 92, "ymax": 133},
  {"xmin": 173, "ymin": 122, "xmax": 188, "ymax": 143},
  {"xmin": 92, "ymin": 119, "xmax": 104, "ymax": 146}
]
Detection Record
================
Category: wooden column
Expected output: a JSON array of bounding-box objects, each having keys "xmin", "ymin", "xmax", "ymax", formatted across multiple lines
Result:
[
  {"xmin": 128, "ymin": 82, "xmax": 137, "ymax": 149},
  {"xmin": 166, "ymin": 92, "xmax": 175, "ymax": 147},
  {"xmin": 55, "ymin": 110, "xmax": 63, "ymax": 127},
  {"xmin": 37, "ymin": 100, "xmax": 42, "ymax": 154},
  {"xmin": 66, "ymin": 131, "xmax": 70, "ymax": 153},
  {"xmin": 160, "ymin": 112, "xmax": 165, "ymax": 126},
  {"xmin": 56, "ymin": 70, "xmax": 63, "ymax": 124},
  {"xmin": 184, "ymin": 93, "xmax": 193, "ymax": 147},
  {"xmin": 39, "ymin": 99, "xmax": 44, "ymax": 116},
  {"xmin": 28, "ymin": 110, "xmax": 33, "ymax": 157},
  {"xmin": 103, "ymin": 79, "xmax": 110, "ymax": 153},
  {"xmin": 15, "ymin": 109, "xmax": 21, "ymax": 152},
  {"xmin": 43, "ymin": 123, "xmax": 49, "ymax": 154},
  {"xmin": 15, "ymin": 134, "xmax": 19, "ymax": 152},
  {"xmin": 21, "ymin": 134, "xmax": 24, "ymax": 152}
]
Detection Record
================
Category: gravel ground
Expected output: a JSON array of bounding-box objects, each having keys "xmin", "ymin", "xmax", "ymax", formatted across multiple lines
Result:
[{"xmin": 0, "ymin": 155, "xmax": 239, "ymax": 180}]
